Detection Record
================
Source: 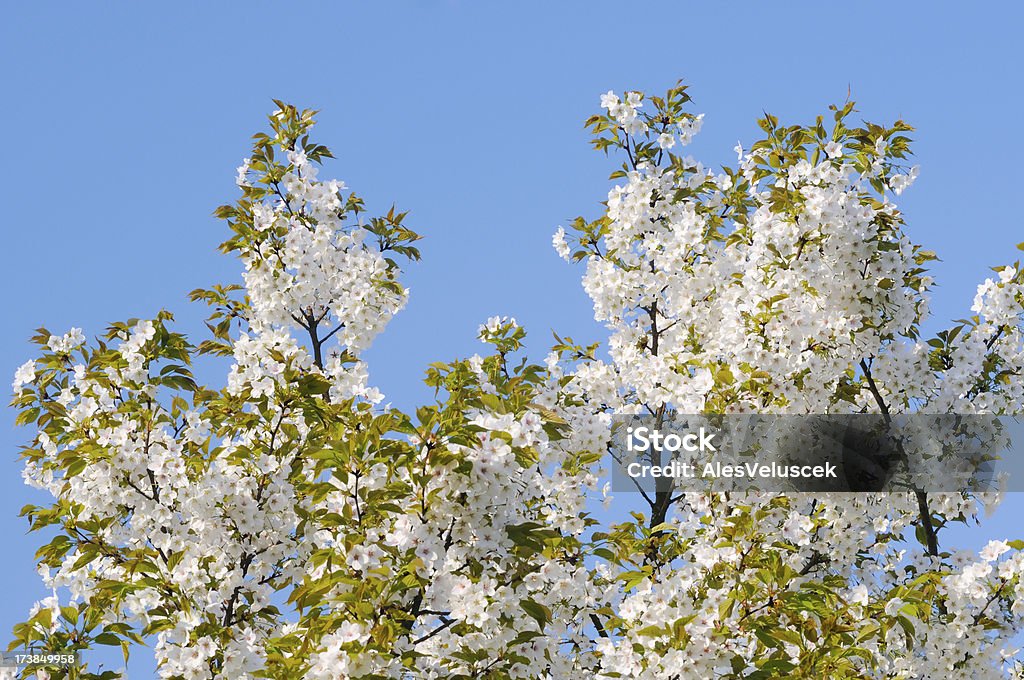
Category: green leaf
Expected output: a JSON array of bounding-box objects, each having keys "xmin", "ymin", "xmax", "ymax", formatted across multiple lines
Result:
[
  {"xmin": 94, "ymin": 632, "xmax": 121, "ymax": 646},
  {"xmin": 520, "ymin": 599, "xmax": 551, "ymax": 627}
]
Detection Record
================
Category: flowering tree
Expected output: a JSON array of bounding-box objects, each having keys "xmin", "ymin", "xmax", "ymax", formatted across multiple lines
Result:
[{"xmin": 8, "ymin": 86, "xmax": 1024, "ymax": 679}]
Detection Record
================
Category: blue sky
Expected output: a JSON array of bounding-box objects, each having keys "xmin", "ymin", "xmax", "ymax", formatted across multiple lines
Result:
[{"xmin": 2, "ymin": 2, "xmax": 1022, "ymax": 674}]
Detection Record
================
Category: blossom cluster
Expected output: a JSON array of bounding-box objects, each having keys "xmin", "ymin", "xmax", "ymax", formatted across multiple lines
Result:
[
  {"xmin": 7, "ymin": 105, "xmax": 602, "ymax": 679},
  {"xmin": 8, "ymin": 89, "xmax": 1024, "ymax": 680},
  {"xmin": 553, "ymin": 85, "xmax": 1024, "ymax": 678}
]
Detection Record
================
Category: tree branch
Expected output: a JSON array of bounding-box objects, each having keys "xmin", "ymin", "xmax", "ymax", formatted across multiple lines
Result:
[{"xmin": 860, "ymin": 358, "xmax": 939, "ymax": 557}]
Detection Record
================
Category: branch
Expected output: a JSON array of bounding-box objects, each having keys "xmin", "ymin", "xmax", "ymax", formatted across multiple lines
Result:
[
  {"xmin": 973, "ymin": 578, "xmax": 1008, "ymax": 624},
  {"xmin": 860, "ymin": 358, "xmax": 939, "ymax": 557},
  {"xmin": 606, "ymin": 442, "xmax": 654, "ymax": 507},
  {"xmin": 985, "ymin": 325, "xmax": 1007, "ymax": 351},
  {"xmin": 589, "ymin": 613, "xmax": 610, "ymax": 638},
  {"xmin": 799, "ymin": 551, "xmax": 828, "ymax": 576},
  {"xmin": 222, "ymin": 552, "xmax": 255, "ymax": 627},
  {"xmin": 303, "ymin": 309, "xmax": 324, "ymax": 369},
  {"xmin": 412, "ymin": 617, "xmax": 454, "ymax": 645}
]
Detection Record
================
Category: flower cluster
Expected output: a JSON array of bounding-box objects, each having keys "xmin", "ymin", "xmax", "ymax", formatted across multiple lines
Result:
[
  {"xmin": 7, "ymin": 105, "xmax": 601, "ymax": 679},
  {"xmin": 8, "ymin": 88, "xmax": 1024, "ymax": 680},
  {"xmin": 554, "ymin": 84, "xmax": 1024, "ymax": 678}
]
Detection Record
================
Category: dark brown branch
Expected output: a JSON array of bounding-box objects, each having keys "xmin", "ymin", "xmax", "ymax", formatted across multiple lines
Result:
[
  {"xmin": 412, "ymin": 617, "xmax": 454, "ymax": 645},
  {"xmin": 222, "ymin": 552, "xmax": 255, "ymax": 627},
  {"xmin": 590, "ymin": 613, "xmax": 609, "ymax": 638},
  {"xmin": 304, "ymin": 309, "xmax": 324, "ymax": 369},
  {"xmin": 985, "ymin": 325, "xmax": 1007, "ymax": 351},
  {"xmin": 799, "ymin": 551, "xmax": 827, "ymax": 575},
  {"xmin": 859, "ymin": 358, "xmax": 939, "ymax": 557}
]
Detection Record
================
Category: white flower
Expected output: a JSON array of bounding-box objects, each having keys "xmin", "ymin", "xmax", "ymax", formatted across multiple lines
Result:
[
  {"xmin": 677, "ymin": 113, "xmax": 704, "ymax": 145},
  {"xmin": 691, "ymin": 368, "xmax": 714, "ymax": 395},
  {"xmin": 981, "ymin": 539, "xmax": 1010, "ymax": 562},
  {"xmin": 889, "ymin": 165, "xmax": 920, "ymax": 195},
  {"xmin": 848, "ymin": 584, "xmax": 870, "ymax": 607},
  {"xmin": 47, "ymin": 327, "xmax": 85, "ymax": 354},
  {"xmin": 235, "ymin": 157, "xmax": 251, "ymax": 187},
  {"xmin": 287, "ymin": 147, "xmax": 309, "ymax": 169},
  {"xmin": 824, "ymin": 140, "xmax": 843, "ymax": 159},
  {"xmin": 346, "ymin": 545, "xmax": 369, "ymax": 572},
  {"xmin": 884, "ymin": 597, "xmax": 904, "ymax": 617},
  {"xmin": 782, "ymin": 514, "xmax": 814, "ymax": 546},
  {"xmin": 12, "ymin": 360, "xmax": 36, "ymax": 395},
  {"xmin": 336, "ymin": 621, "xmax": 364, "ymax": 643},
  {"xmin": 552, "ymin": 227, "xmax": 571, "ymax": 261},
  {"xmin": 479, "ymin": 315, "xmax": 517, "ymax": 338}
]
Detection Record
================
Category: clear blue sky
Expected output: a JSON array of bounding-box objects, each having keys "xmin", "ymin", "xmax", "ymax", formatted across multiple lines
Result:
[{"xmin": 2, "ymin": 2, "xmax": 1022, "ymax": 675}]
